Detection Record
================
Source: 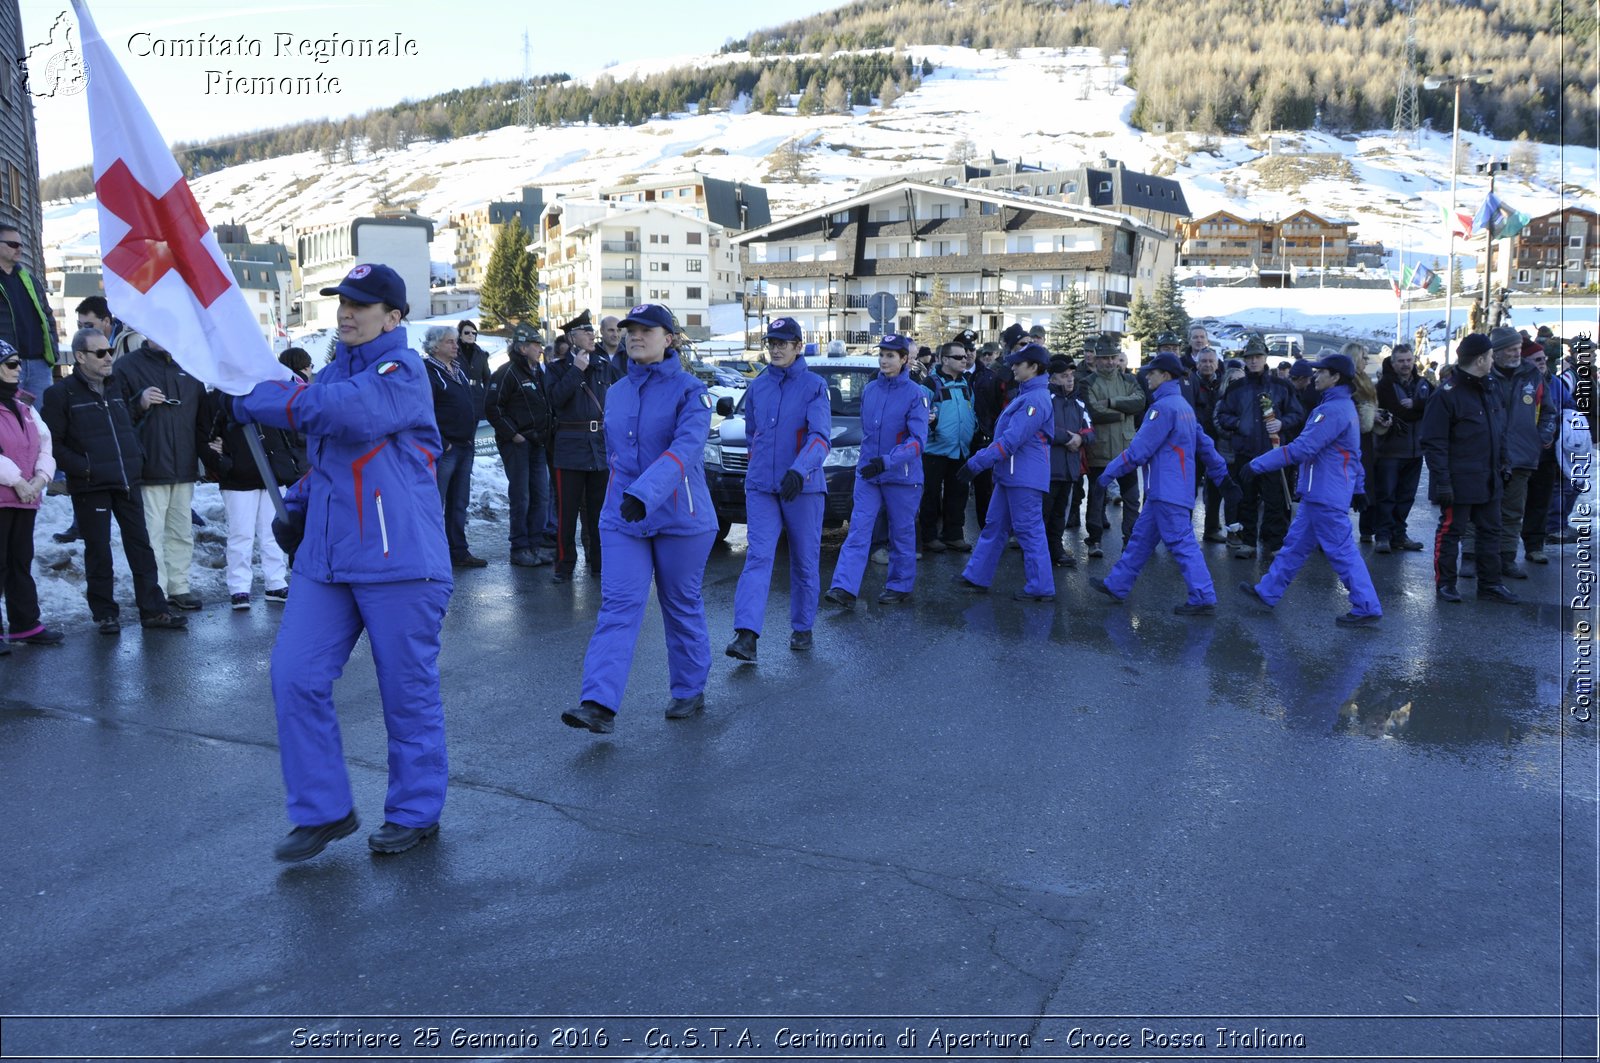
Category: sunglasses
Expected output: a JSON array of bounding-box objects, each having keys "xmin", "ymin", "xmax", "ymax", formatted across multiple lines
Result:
[
  {"xmin": 82, "ymin": 349, "xmax": 114, "ymax": 359},
  {"xmin": 0, "ymin": 359, "xmax": 19, "ymax": 369},
  {"xmin": 0, "ymin": 240, "xmax": 21, "ymax": 250}
]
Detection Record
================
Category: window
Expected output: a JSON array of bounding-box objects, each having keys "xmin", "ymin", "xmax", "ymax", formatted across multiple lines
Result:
[
  {"xmin": 1098, "ymin": 181, "xmax": 1112, "ymax": 194},
  {"xmin": 686, "ymin": 314, "xmax": 703, "ymax": 327},
  {"xmin": 1572, "ymin": 236, "xmax": 1585, "ymax": 248},
  {"xmin": 832, "ymin": 211, "xmax": 851, "ymax": 224},
  {"xmin": 1517, "ymin": 269, "xmax": 1531, "ymax": 283},
  {"xmin": 652, "ymin": 261, "xmax": 669, "ymax": 272},
  {"xmin": 980, "ymin": 202, "xmax": 998, "ymax": 215},
  {"xmin": 687, "ymin": 259, "xmax": 703, "ymax": 272},
  {"xmin": 686, "ymin": 286, "xmax": 703, "ymax": 299},
  {"xmin": 259, "ymin": 313, "xmax": 268, "ymax": 324},
  {"xmin": 650, "ymin": 288, "xmax": 668, "ymax": 300},
  {"xmin": 686, "ymin": 232, "xmax": 702, "ymax": 245},
  {"xmin": 258, "ymin": 291, "xmax": 268, "ymax": 303}
]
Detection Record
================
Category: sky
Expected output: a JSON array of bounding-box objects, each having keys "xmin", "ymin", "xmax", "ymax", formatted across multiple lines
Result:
[{"xmin": 21, "ymin": 0, "xmax": 840, "ymax": 176}]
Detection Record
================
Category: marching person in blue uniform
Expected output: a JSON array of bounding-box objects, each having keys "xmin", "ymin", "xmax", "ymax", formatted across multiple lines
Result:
[
  {"xmin": 1089, "ymin": 353, "xmax": 1239, "ymax": 614},
  {"xmin": 953, "ymin": 343, "xmax": 1057, "ymax": 601},
  {"xmin": 563, "ymin": 303, "xmax": 717, "ymax": 734},
  {"xmin": 824, "ymin": 334, "xmax": 928, "ymax": 607},
  {"xmin": 234, "ymin": 263, "xmax": 453, "ymax": 861},
  {"xmin": 1237, "ymin": 352, "xmax": 1383, "ymax": 626},
  {"xmin": 727, "ymin": 317, "xmax": 831, "ymax": 660}
]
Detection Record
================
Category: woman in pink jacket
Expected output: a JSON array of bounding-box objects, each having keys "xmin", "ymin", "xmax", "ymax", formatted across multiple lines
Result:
[{"xmin": 0, "ymin": 341, "xmax": 63, "ymax": 648}]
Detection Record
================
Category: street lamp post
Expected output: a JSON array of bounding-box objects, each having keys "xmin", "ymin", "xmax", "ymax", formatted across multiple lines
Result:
[{"xmin": 1423, "ymin": 72, "xmax": 1491, "ymax": 343}]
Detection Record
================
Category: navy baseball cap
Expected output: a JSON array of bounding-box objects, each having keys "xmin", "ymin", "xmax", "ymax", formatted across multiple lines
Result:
[
  {"xmin": 620, "ymin": 303, "xmax": 678, "ymax": 331},
  {"xmin": 1144, "ymin": 351, "xmax": 1187, "ymax": 377},
  {"xmin": 512, "ymin": 324, "xmax": 540, "ymax": 344},
  {"xmin": 1311, "ymin": 352, "xmax": 1357, "ymax": 377},
  {"xmin": 1289, "ymin": 360, "xmax": 1315, "ymax": 379},
  {"xmin": 1004, "ymin": 343, "xmax": 1050, "ymax": 369},
  {"xmin": 320, "ymin": 263, "xmax": 408, "ymax": 317},
  {"xmin": 765, "ymin": 317, "xmax": 803, "ymax": 342},
  {"xmin": 877, "ymin": 334, "xmax": 913, "ymax": 353}
]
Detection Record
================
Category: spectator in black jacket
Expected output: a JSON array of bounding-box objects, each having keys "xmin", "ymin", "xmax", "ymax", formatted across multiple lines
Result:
[
  {"xmin": 1045, "ymin": 356, "xmax": 1094, "ymax": 566},
  {"xmin": 1213, "ymin": 335, "xmax": 1304, "ymax": 560},
  {"xmin": 1372, "ymin": 344, "xmax": 1432, "ymax": 553},
  {"xmin": 114, "ymin": 338, "xmax": 207, "ymax": 610},
  {"xmin": 486, "ymin": 325, "xmax": 555, "ymax": 567},
  {"xmin": 547, "ymin": 309, "xmax": 616, "ymax": 582},
  {"xmin": 423, "ymin": 325, "xmax": 485, "ymax": 568},
  {"xmin": 1188, "ymin": 346, "xmax": 1227, "ymax": 541},
  {"xmin": 201, "ymin": 393, "xmax": 305, "ymax": 608},
  {"xmin": 456, "ymin": 320, "xmax": 492, "ymax": 420},
  {"xmin": 1419, "ymin": 333, "xmax": 1518, "ymax": 604},
  {"xmin": 968, "ymin": 340, "xmax": 1013, "ymax": 531},
  {"xmin": 1519, "ymin": 339, "xmax": 1561, "ymax": 563},
  {"xmin": 1488, "ymin": 326, "xmax": 1557, "ymax": 579},
  {"xmin": 40, "ymin": 329, "xmax": 185, "ymax": 633}
]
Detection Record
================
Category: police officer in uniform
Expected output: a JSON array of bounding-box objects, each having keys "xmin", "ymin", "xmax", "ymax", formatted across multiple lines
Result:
[
  {"xmin": 1238, "ymin": 352, "xmax": 1382, "ymax": 625},
  {"xmin": 726, "ymin": 317, "xmax": 831, "ymax": 660},
  {"xmin": 1089, "ymin": 352, "xmax": 1238, "ymax": 614},
  {"xmin": 825, "ymin": 334, "xmax": 928, "ymax": 607},
  {"xmin": 547, "ymin": 309, "xmax": 615, "ymax": 582},
  {"xmin": 563, "ymin": 304, "xmax": 717, "ymax": 734},
  {"xmin": 234, "ymin": 264, "xmax": 453, "ymax": 860},
  {"xmin": 953, "ymin": 343, "xmax": 1057, "ymax": 600}
]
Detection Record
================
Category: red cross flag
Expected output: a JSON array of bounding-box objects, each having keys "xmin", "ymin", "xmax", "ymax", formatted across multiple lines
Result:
[{"xmin": 71, "ymin": 0, "xmax": 290, "ymax": 395}]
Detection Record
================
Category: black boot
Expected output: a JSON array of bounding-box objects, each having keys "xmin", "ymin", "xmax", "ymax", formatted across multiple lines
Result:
[{"xmin": 725, "ymin": 628, "xmax": 758, "ymax": 662}]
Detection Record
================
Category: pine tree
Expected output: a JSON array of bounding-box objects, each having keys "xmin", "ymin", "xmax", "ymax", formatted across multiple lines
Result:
[
  {"xmin": 823, "ymin": 77, "xmax": 849, "ymax": 114},
  {"xmin": 1151, "ymin": 274, "xmax": 1190, "ymax": 337},
  {"xmin": 1125, "ymin": 289, "xmax": 1158, "ymax": 350},
  {"xmin": 917, "ymin": 275, "xmax": 955, "ymax": 348},
  {"xmin": 879, "ymin": 76, "xmax": 900, "ymax": 107},
  {"xmin": 1047, "ymin": 286, "xmax": 1092, "ymax": 355},
  {"xmin": 480, "ymin": 218, "xmax": 540, "ymax": 329}
]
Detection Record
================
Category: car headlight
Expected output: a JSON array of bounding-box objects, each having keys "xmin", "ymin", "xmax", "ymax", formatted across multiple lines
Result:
[
  {"xmin": 824, "ymin": 445, "xmax": 859, "ymax": 468},
  {"xmin": 703, "ymin": 443, "xmax": 722, "ymax": 468}
]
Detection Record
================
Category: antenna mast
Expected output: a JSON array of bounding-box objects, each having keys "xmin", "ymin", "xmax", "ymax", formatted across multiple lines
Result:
[{"xmin": 1392, "ymin": 0, "xmax": 1421, "ymax": 146}]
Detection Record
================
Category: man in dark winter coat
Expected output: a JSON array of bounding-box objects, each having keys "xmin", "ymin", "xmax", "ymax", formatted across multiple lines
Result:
[
  {"xmin": 486, "ymin": 324, "xmax": 555, "ymax": 567},
  {"xmin": 1372, "ymin": 343, "xmax": 1432, "ymax": 553},
  {"xmin": 547, "ymin": 309, "xmax": 616, "ymax": 582},
  {"xmin": 423, "ymin": 325, "xmax": 484, "ymax": 568},
  {"xmin": 1045, "ymin": 355, "xmax": 1093, "ymax": 567},
  {"xmin": 0, "ymin": 224, "xmax": 58, "ymax": 406},
  {"xmin": 1213, "ymin": 334, "xmax": 1303, "ymax": 560},
  {"xmin": 1187, "ymin": 346, "xmax": 1227, "ymax": 542},
  {"xmin": 1419, "ymin": 333, "xmax": 1518, "ymax": 604},
  {"xmin": 1487, "ymin": 325, "xmax": 1556, "ymax": 578},
  {"xmin": 114, "ymin": 337, "xmax": 208, "ymax": 609}
]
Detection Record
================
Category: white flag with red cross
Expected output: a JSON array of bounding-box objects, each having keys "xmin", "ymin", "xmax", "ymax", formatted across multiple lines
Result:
[{"xmin": 71, "ymin": 0, "xmax": 291, "ymax": 395}]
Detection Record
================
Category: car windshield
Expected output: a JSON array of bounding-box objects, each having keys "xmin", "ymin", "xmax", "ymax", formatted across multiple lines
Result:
[{"xmin": 729, "ymin": 365, "xmax": 877, "ymax": 417}]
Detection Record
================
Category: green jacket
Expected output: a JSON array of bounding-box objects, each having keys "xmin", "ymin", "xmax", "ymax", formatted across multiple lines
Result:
[
  {"xmin": 0, "ymin": 267, "xmax": 58, "ymax": 366},
  {"xmin": 1083, "ymin": 369, "xmax": 1146, "ymax": 467}
]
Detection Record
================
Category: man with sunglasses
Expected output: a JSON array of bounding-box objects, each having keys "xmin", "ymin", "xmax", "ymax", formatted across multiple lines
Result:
[
  {"xmin": 0, "ymin": 226, "xmax": 58, "ymax": 410},
  {"xmin": 41, "ymin": 330, "xmax": 186, "ymax": 633},
  {"xmin": 113, "ymin": 336, "xmax": 207, "ymax": 610}
]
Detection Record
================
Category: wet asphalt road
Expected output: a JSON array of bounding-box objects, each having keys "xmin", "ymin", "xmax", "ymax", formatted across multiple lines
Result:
[{"xmin": 2, "ymin": 507, "xmax": 1596, "ymax": 1063}]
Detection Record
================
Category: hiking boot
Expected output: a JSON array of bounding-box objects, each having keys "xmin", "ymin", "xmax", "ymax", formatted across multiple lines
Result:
[
  {"xmin": 230, "ymin": 593, "xmax": 251, "ymax": 610},
  {"xmin": 452, "ymin": 552, "xmax": 489, "ymax": 569},
  {"xmin": 167, "ymin": 592, "xmax": 202, "ymax": 611},
  {"xmin": 789, "ymin": 629, "xmax": 813, "ymax": 652},
  {"xmin": 725, "ymin": 628, "xmax": 758, "ymax": 662},
  {"xmin": 141, "ymin": 612, "xmax": 188, "ymax": 630},
  {"xmin": 1374, "ymin": 539, "xmax": 1392, "ymax": 554},
  {"xmin": 368, "ymin": 821, "xmax": 439, "ymax": 855},
  {"xmin": 665, "ymin": 693, "xmax": 705, "ymax": 720},
  {"xmin": 11, "ymin": 626, "xmax": 64, "ymax": 646}
]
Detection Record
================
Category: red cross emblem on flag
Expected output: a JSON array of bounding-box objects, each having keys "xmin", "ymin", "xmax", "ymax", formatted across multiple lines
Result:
[{"xmin": 95, "ymin": 159, "xmax": 230, "ymax": 307}]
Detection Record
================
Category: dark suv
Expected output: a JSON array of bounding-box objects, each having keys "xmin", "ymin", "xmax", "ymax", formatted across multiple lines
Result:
[{"xmin": 703, "ymin": 356, "xmax": 881, "ymax": 541}]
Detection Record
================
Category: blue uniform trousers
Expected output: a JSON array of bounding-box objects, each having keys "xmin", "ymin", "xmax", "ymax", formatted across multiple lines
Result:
[
  {"xmin": 962, "ymin": 484, "xmax": 1053, "ymax": 597},
  {"xmin": 1255, "ymin": 500, "xmax": 1382, "ymax": 617},
  {"xmin": 581, "ymin": 529, "xmax": 715, "ymax": 711},
  {"xmin": 1103, "ymin": 499, "xmax": 1215, "ymax": 605},
  {"xmin": 831, "ymin": 479, "xmax": 919, "ymax": 595},
  {"xmin": 272, "ymin": 575, "xmax": 452, "ymax": 828},
  {"xmin": 733, "ymin": 489, "xmax": 824, "ymax": 635}
]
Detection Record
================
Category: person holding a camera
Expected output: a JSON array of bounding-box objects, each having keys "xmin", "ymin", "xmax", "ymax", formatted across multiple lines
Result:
[{"xmin": 1373, "ymin": 343, "xmax": 1432, "ymax": 553}]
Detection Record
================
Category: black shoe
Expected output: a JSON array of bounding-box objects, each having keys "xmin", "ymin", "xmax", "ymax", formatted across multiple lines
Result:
[
  {"xmin": 97, "ymin": 616, "xmax": 121, "ymax": 635},
  {"xmin": 1225, "ymin": 532, "xmax": 1242, "ymax": 547},
  {"xmin": 1336, "ymin": 612, "xmax": 1381, "ymax": 627},
  {"xmin": 1436, "ymin": 583, "xmax": 1462, "ymax": 603},
  {"xmin": 665, "ymin": 693, "xmax": 705, "ymax": 719},
  {"xmin": 789, "ymin": 629, "xmax": 813, "ymax": 652},
  {"xmin": 725, "ymin": 628, "xmax": 758, "ymax": 662},
  {"xmin": 1501, "ymin": 561, "xmax": 1529, "ymax": 580},
  {"xmin": 452, "ymin": 553, "xmax": 489, "ymax": 569},
  {"xmin": 1477, "ymin": 583, "xmax": 1520, "ymax": 604},
  {"xmin": 876, "ymin": 589, "xmax": 913, "ymax": 604},
  {"xmin": 1237, "ymin": 581, "xmax": 1273, "ymax": 610},
  {"xmin": 823, "ymin": 587, "xmax": 856, "ymax": 608},
  {"xmin": 140, "ymin": 612, "xmax": 188, "ymax": 630},
  {"xmin": 11, "ymin": 626, "xmax": 64, "ymax": 645},
  {"xmin": 551, "ymin": 568, "xmax": 573, "ymax": 584},
  {"xmin": 1203, "ymin": 530, "xmax": 1228, "ymax": 544},
  {"xmin": 368, "ymin": 821, "xmax": 439, "ymax": 855},
  {"xmin": 943, "ymin": 539, "xmax": 973, "ymax": 552},
  {"xmin": 561, "ymin": 700, "xmax": 615, "ymax": 733},
  {"xmin": 51, "ymin": 525, "xmax": 79, "ymax": 544},
  {"xmin": 1232, "ymin": 544, "xmax": 1257, "ymax": 559},
  {"xmin": 509, "ymin": 548, "xmax": 539, "ymax": 567},
  {"xmin": 1359, "ymin": 534, "xmax": 1373, "ymax": 544},
  {"xmin": 1398, "ymin": 537, "xmax": 1425, "ymax": 551},
  {"xmin": 1089, "ymin": 577, "xmax": 1123, "ymax": 604},
  {"xmin": 274, "ymin": 810, "xmax": 359, "ymax": 863},
  {"xmin": 1173, "ymin": 602, "xmax": 1216, "ymax": 616},
  {"xmin": 1013, "ymin": 590, "xmax": 1056, "ymax": 602},
  {"xmin": 167, "ymin": 592, "xmax": 203, "ymax": 611},
  {"xmin": 925, "ymin": 538, "xmax": 948, "ymax": 553},
  {"xmin": 1374, "ymin": 539, "xmax": 1392, "ymax": 554},
  {"xmin": 952, "ymin": 573, "xmax": 988, "ymax": 593},
  {"xmin": 1086, "ymin": 542, "xmax": 1104, "ymax": 558}
]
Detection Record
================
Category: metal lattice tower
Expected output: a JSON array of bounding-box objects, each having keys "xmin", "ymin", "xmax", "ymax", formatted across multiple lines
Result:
[
  {"xmin": 517, "ymin": 31, "xmax": 536, "ymax": 129},
  {"xmin": 1392, "ymin": 0, "xmax": 1421, "ymax": 145}
]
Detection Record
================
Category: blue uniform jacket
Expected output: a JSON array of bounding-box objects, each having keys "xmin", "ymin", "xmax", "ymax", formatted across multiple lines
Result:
[
  {"xmin": 966, "ymin": 374, "xmax": 1054, "ymax": 490},
  {"xmin": 742, "ymin": 357, "xmax": 831, "ymax": 495},
  {"xmin": 1250, "ymin": 384, "xmax": 1365, "ymax": 506},
  {"xmin": 602, "ymin": 351, "xmax": 716, "ymax": 538},
  {"xmin": 858, "ymin": 369, "xmax": 928, "ymax": 485},
  {"xmin": 237, "ymin": 326, "xmax": 451, "ymax": 584},
  {"xmin": 1103, "ymin": 379, "xmax": 1227, "ymax": 505}
]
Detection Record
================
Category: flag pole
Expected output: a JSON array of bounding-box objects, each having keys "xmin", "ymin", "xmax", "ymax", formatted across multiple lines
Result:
[{"xmin": 242, "ymin": 429, "xmax": 291, "ymax": 525}]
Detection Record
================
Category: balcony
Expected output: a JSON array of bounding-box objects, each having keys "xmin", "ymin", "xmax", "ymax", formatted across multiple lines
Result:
[
  {"xmin": 757, "ymin": 293, "xmax": 835, "ymax": 310},
  {"xmin": 600, "ymin": 241, "xmax": 641, "ymax": 254},
  {"xmin": 600, "ymin": 297, "xmax": 636, "ymax": 309},
  {"xmin": 602, "ymin": 268, "xmax": 639, "ymax": 281}
]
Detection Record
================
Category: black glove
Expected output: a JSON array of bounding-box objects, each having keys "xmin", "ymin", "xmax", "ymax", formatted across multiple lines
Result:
[
  {"xmin": 620, "ymin": 494, "xmax": 647, "ymax": 522},
  {"xmin": 1221, "ymin": 477, "xmax": 1243, "ymax": 510},
  {"xmin": 1435, "ymin": 486, "xmax": 1454, "ymax": 508},
  {"xmin": 779, "ymin": 469, "xmax": 804, "ymax": 502},
  {"xmin": 955, "ymin": 463, "xmax": 977, "ymax": 486},
  {"xmin": 860, "ymin": 457, "xmax": 886, "ymax": 480},
  {"xmin": 271, "ymin": 512, "xmax": 305, "ymax": 561},
  {"xmin": 1351, "ymin": 492, "xmax": 1368, "ymax": 512},
  {"xmin": 1236, "ymin": 464, "xmax": 1257, "ymax": 485}
]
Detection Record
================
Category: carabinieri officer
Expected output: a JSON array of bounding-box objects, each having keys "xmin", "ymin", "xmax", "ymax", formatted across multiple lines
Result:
[
  {"xmin": 563, "ymin": 303, "xmax": 717, "ymax": 734},
  {"xmin": 1238, "ymin": 351, "xmax": 1383, "ymax": 626},
  {"xmin": 954, "ymin": 342, "xmax": 1057, "ymax": 601},
  {"xmin": 235, "ymin": 263, "xmax": 453, "ymax": 861},
  {"xmin": 726, "ymin": 317, "xmax": 831, "ymax": 660},
  {"xmin": 824, "ymin": 334, "xmax": 928, "ymax": 607}
]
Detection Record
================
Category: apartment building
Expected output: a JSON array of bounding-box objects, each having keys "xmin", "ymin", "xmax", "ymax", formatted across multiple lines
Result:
[
  {"xmin": 445, "ymin": 187, "xmax": 544, "ymax": 289},
  {"xmin": 1494, "ymin": 207, "xmax": 1600, "ymax": 290},
  {"xmin": 597, "ymin": 174, "xmax": 771, "ymax": 233}
]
